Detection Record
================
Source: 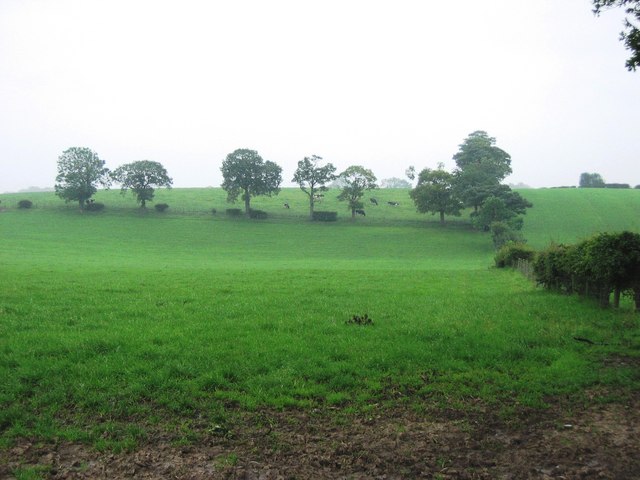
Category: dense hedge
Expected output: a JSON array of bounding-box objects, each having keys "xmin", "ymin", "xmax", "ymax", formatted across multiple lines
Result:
[
  {"xmin": 494, "ymin": 242, "xmax": 535, "ymax": 268},
  {"xmin": 533, "ymin": 231, "xmax": 640, "ymax": 309},
  {"xmin": 18, "ymin": 199, "xmax": 33, "ymax": 209},
  {"xmin": 249, "ymin": 209, "xmax": 268, "ymax": 219},
  {"xmin": 312, "ymin": 211, "xmax": 338, "ymax": 222},
  {"xmin": 154, "ymin": 203, "xmax": 169, "ymax": 212}
]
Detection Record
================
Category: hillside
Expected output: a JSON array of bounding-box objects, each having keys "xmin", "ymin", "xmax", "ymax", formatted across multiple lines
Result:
[{"xmin": 518, "ymin": 188, "xmax": 640, "ymax": 248}]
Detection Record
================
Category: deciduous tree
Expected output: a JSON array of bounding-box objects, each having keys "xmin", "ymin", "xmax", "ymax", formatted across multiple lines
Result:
[
  {"xmin": 111, "ymin": 160, "xmax": 173, "ymax": 207},
  {"xmin": 55, "ymin": 147, "xmax": 111, "ymax": 208},
  {"xmin": 409, "ymin": 166, "xmax": 462, "ymax": 224},
  {"xmin": 579, "ymin": 172, "xmax": 606, "ymax": 188},
  {"xmin": 337, "ymin": 166, "xmax": 378, "ymax": 218},
  {"xmin": 453, "ymin": 131, "xmax": 512, "ymax": 212},
  {"xmin": 292, "ymin": 155, "xmax": 336, "ymax": 219},
  {"xmin": 221, "ymin": 149, "xmax": 282, "ymax": 214},
  {"xmin": 593, "ymin": 0, "xmax": 640, "ymax": 70}
]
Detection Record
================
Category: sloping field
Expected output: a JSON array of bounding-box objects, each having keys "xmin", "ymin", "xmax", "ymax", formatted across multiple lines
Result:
[
  {"xmin": 1, "ymin": 188, "xmax": 639, "ymax": 478},
  {"xmin": 519, "ymin": 187, "xmax": 640, "ymax": 248}
]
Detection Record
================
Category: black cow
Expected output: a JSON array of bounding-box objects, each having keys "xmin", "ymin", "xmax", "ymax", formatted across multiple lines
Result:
[
  {"xmin": 355, "ymin": 209, "xmax": 366, "ymax": 216},
  {"xmin": 387, "ymin": 201, "xmax": 399, "ymax": 206},
  {"xmin": 283, "ymin": 203, "xmax": 290, "ymax": 209},
  {"xmin": 370, "ymin": 198, "xmax": 378, "ymax": 205}
]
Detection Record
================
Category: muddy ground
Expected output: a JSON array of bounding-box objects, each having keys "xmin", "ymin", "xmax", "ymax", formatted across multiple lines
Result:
[{"xmin": 2, "ymin": 394, "xmax": 639, "ymax": 480}]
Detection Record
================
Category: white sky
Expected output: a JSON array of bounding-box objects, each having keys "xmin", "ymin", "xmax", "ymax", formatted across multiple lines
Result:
[{"xmin": 1, "ymin": 0, "xmax": 638, "ymax": 192}]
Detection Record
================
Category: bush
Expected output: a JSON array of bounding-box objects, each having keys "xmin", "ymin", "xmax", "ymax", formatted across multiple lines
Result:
[
  {"xmin": 312, "ymin": 211, "xmax": 338, "ymax": 222},
  {"xmin": 17, "ymin": 199, "xmax": 33, "ymax": 209},
  {"xmin": 490, "ymin": 221, "xmax": 523, "ymax": 249},
  {"xmin": 154, "ymin": 203, "xmax": 169, "ymax": 212},
  {"xmin": 249, "ymin": 209, "xmax": 268, "ymax": 219},
  {"xmin": 84, "ymin": 202, "xmax": 105, "ymax": 212},
  {"xmin": 226, "ymin": 208, "xmax": 243, "ymax": 217},
  {"xmin": 211, "ymin": 208, "xmax": 217, "ymax": 215},
  {"xmin": 494, "ymin": 242, "xmax": 535, "ymax": 268}
]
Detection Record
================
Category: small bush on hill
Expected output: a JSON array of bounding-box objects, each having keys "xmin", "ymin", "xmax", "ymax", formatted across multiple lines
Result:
[
  {"xmin": 494, "ymin": 242, "xmax": 535, "ymax": 268},
  {"xmin": 155, "ymin": 203, "xmax": 169, "ymax": 212},
  {"xmin": 18, "ymin": 199, "xmax": 33, "ymax": 209},
  {"xmin": 249, "ymin": 209, "xmax": 268, "ymax": 219},
  {"xmin": 211, "ymin": 208, "xmax": 217, "ymax": 215},
  {"xmin": 84, "ymin": 202, "xmax": 105, "ymax": 212},
  {"xmin": 312, "ymin": 211, "xmax": 338, "ymax": 222},
  {"xmin": 226, "ymin": 208, "xmax": 243, "ymax": 217}
]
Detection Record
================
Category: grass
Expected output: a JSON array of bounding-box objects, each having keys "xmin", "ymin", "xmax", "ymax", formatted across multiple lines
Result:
[{"xmin": 1, "ymin": 187, "xmax": 639, "ymax": 450}]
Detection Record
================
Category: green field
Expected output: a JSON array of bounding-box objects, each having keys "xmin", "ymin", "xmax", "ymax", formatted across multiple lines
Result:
[{"xmin": 1, "ymin": 187, "xmax": 639, "ymax": 453}]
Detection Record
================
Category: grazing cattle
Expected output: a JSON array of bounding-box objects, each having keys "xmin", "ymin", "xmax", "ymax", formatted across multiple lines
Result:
[
  {"xmin": 370, "ymin": 198, "xmax": 378, "ymax": 205},
  {"xmin": 387, "ymin": 201, "xmax": 399, "ymax": 206},
  {"xmin": 283, "ymin": 203, "xmax": 290, "ymax": 209},
  {"xmin": 355, "ymin": 209, "xmax": 366, "ymax": 216}
]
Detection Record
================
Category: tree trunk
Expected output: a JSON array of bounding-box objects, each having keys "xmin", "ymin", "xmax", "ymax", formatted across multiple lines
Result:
[
  {"xmin": 634, "ymin": 287, "xmax": 640, "ymax": 312},
  {"xmin": 440, "ymin": 211, "xmax": 445, "ymax": 224},
  {"xmin": 613, "ymin": 288, "xmax": 621, "ymax": 308},
  {"xmin": 244, "ymin": 189, "xmax": 251, "ymax": 214},
  {"xmin": 351, "ymin": 208, "xmax": 356, "ymax": 219},
  {"xmin": 309, "ymin": 194, "xmax": 314, "ymax": 220}
]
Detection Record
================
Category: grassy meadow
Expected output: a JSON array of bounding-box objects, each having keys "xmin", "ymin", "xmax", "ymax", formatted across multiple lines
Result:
[{"xmin": 1, "ymin": 187, "xmax": 639, "ymax": 451}]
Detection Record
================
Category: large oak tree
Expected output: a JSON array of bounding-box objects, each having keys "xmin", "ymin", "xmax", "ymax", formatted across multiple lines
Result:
[
  {"xmin": 409, "ymin": 166, "xmax": 462, "ymax": 224},
  {"xmin": 221, "ymin": 149, "xmax": 282, "ymax": 214},
  {"xmin": 111, "ymin": 160, "xmax": 173, "ymax": 207},
  {"xmin": 55, "ymin": 147, "xmax": 111, "ymax": 208}
]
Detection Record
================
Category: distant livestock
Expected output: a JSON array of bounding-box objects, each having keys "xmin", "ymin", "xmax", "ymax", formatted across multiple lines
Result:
[
  {"xmin": 370, "ymin": 198, "xmax": 378, "ymax": 205},
  {"xmin": 355, "ymin": 209, "xmax": 366, "ymax": 216},
  {"xmin": 387, "ymin": 201, "xmax": 399, "ymax": 206},
  {"xmin": 283, "ymin": 203, "xmax": 290, "ymax": 209}
]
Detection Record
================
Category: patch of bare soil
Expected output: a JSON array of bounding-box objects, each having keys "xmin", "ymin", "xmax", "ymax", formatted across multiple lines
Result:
[{"xmin": 2, "ymin": 396, "xmax": 639, "ymax": 479}]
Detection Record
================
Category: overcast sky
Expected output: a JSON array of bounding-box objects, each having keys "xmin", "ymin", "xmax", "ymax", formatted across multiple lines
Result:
[{"xmin": 1, "ymin": 0, "xmax": 638, "ymax": 193}]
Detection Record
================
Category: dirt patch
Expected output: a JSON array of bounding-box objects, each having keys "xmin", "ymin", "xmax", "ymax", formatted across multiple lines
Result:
[{"xmin": 2, "ymin": 396, "xmax": 639, "ymax": 479}]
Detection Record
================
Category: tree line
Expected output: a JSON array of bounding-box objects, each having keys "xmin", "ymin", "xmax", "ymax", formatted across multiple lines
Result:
[{"xmin": 53, "ymin": 131, "xmax": 531, "ymax": 233}]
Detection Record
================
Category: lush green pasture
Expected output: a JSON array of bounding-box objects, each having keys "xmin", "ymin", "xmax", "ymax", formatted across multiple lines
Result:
[{"xmin": 1, "ymin": 189, "xmax": 639, "ymax": 450}]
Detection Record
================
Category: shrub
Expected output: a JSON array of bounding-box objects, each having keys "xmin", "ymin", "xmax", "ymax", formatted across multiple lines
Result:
[
  {"xmin": 154, "ymin": 203, "xmax": 169, "ymax": 212},
  {"xmin": 490, "ymin": 221, "xmax": 524, "ymax": 249},
  {"xmin": 17, "ymin": 199, "xmax": 33, "ymax": 209},
  {"xmin": 312, "ymin": 211, "xmax": 338, "ymax": 222},
  {"xmin": 533, "ymin": 243, "xmax": 574, "ymax": 293},
  {"xmin": 226, "ymin": 208, "xmax": 243, "ymax": 217},
  {"xmin": 211, "ymin": 208, "xmax": 217, "ymax": 215},
  {"xmin": 249, "ymin": 209, "xmax": 268, "ymax": 219},
  {"xmin": 494, "ymin": 242, "xmax": 535, "ymax": 268},
  {"xmin": 84, "ymin": 202, "xmax": 105, "ymax": 212}
]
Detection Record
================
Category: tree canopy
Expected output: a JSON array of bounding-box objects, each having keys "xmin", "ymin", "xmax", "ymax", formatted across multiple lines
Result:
[
  {"xmin": 111, "ymin": 160, "xmax": 173, "ymax": 207},
  {"xmin": 292, "ymin": 155, "xmax": 337, "ymax": 219},
  {"xmin": 593, "ymin": 0, "xmax": 640, "ymax": 70},
  {"xmin": 453, "ymin": 131, "xmax": 512, "ymax": 212},
  {"xmin": 54, "ymin": 147, "xmax": 111, "ymax": 208},
  {"xmin": 337, "ymin": 165, "xmax": 378, "ymax": 218},
  {"xmin": 409, "ymin": 167, "xmax": 462, "ymax": 224},
  {"xmin": 221, "ymin": 149, "xmax": 282, "ymax": 214},
  {"xmin": 579, "ymin": 172, "xmax": 606, "ymax": 188}
]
